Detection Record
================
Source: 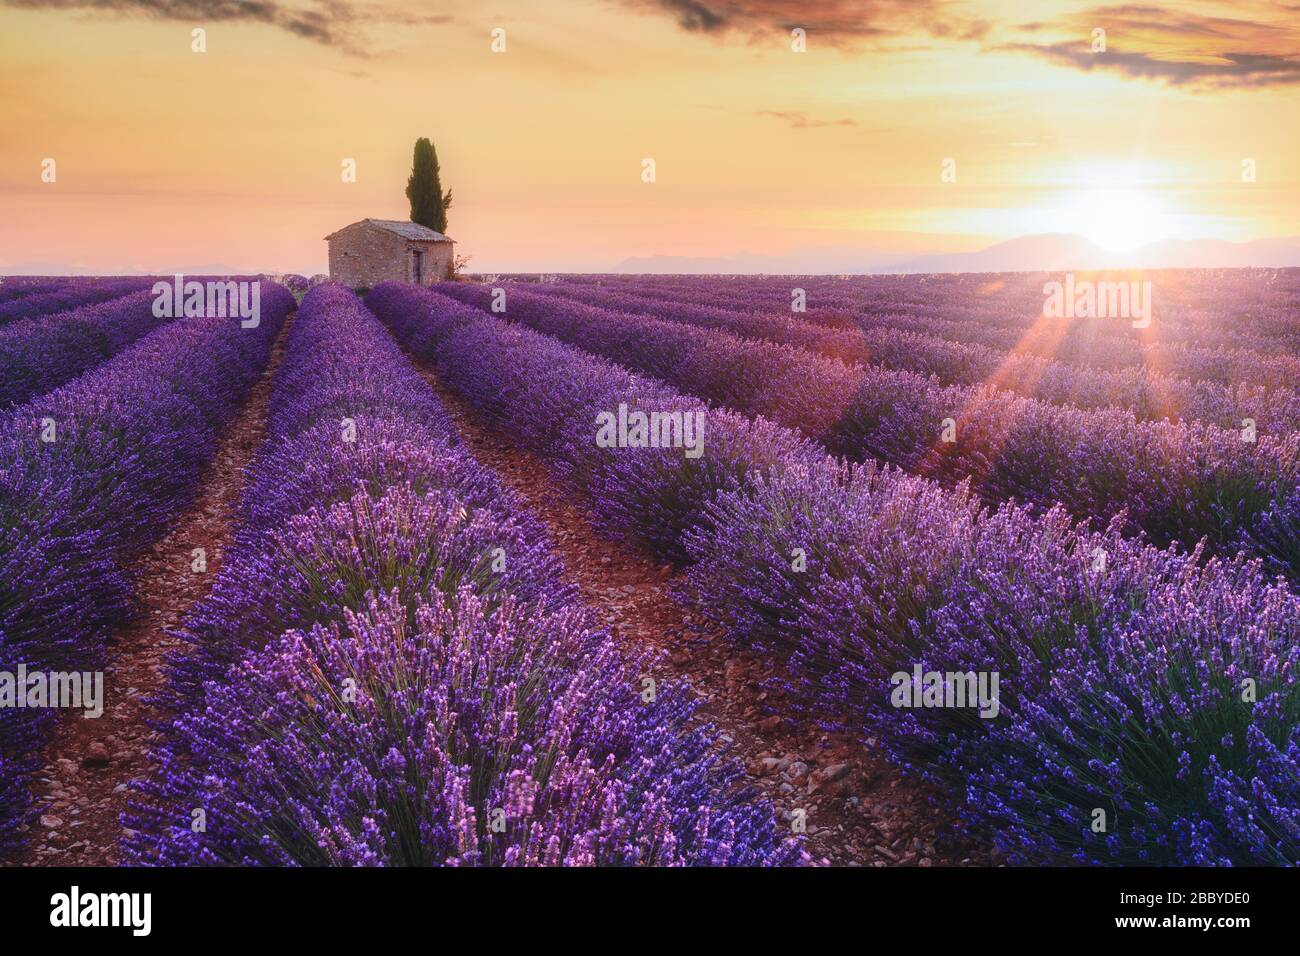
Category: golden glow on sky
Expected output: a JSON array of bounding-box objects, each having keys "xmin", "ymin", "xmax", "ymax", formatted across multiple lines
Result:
[
  {"xmin": 0, "ymin": 0, "xmax": 1297, "ymax": 272},
  {"xmin": 1062, "ymin": 188, "xmax": 1175, "ymax": 251}
]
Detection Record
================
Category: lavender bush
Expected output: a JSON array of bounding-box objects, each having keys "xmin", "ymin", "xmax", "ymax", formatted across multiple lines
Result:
[
  {"xmin": 370, "ymin": 281, "xmax": 1299, "ymax": 866},
  {"xmin": 0, "ymin": 286, "xmax": 291, "ymax": 854},
  {"xmin": 535, "ymin": 282, "xmax": 1300, "ymax": 433},
  {"xmin": 0, "ymin": 277, "xmax": 154, "ymax": 326},
  {"xmin": 549, "ymin": 273, "xmax": 1300, "ymax": 392},
  {"xmin": 130, "ymin": 283, "xmax": 801, "ymax": 867},
  {"xmin": 0, "ymin": 278, "xmax": 72, "ymax": 307},
  {"xmin": 689, "ymin": 465, "xmax": 1299, "ymax": 864},
  {"xmin": 582, "ymin": 271, "xmax": 1300, "ymax": 359},
  {"xmin": 0, "ymin": 289, "xmax": 172, "ymax": 409},
  {"xmin": 429, "ymin": 282, "xmax": 1299, "ymax": 576}
]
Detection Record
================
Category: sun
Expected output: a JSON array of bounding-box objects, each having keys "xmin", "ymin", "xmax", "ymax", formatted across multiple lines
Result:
[{"xmin": 1064, "ymin": 187, "xmax": 1174, "ymax": 252}]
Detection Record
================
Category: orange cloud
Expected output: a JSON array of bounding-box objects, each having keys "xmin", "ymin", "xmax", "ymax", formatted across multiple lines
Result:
[
  {"xmin": 609, "ymin": 0, "xmax": 990, "ymax": 46},
  {"xmin": 0, "ymin": 0, "xmax": 451, "ymax": 53},
  {"xmin": 1001, "ymin": 3, "xmax": 1300, "ymax": 88}
]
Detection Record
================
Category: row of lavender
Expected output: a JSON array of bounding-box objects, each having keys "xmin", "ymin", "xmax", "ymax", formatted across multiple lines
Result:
[
  {"xmin": 0, "ymin": 289, "xmax": 178, "ymax": 409},
  {"xmin": 0, "ymin": 278, "xmax": 156, "ymax": 326},
  {"xmin": 576, "ymin": 271, "xmax": 1300, "ymax": 356},
  {"xmin": 0, "ymin": 278, "xmax": 61, "ymax": 301},
  {"xmin": 435, "ymin": 283, "xmax": 1300, "ymax": 581},
  {"xmin": 534, "ymin": 282, "xmax": 1300, "ymax": 433},
  {"xmin": 858, "ymin": 310, "xmax": 1300, "ymax": 391},
  {"xmin": 563, "ymin": 274, "xmax": 1300, "ymax": 393},
  {"xmin": 368, "ymin": 281, "xmax": 1299, "ymax": 866},
  {"xmin": 0, "ymin": 278, "xmax": 80, "ymax": 307},
  {"xmin": 556, "ymin": 277, "xmax": 1300, "ymax": 395},
  {"xmin": 0, "ymin": 285, "xmax": 294, "ymax": 854},
  {"xmin": 126, "ymin": 284, "xmax": 799, "ymax": 866}
]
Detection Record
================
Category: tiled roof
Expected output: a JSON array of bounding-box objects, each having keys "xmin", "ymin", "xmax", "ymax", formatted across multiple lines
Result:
[{"xmin": 326, "ymin": 219, "xmax": 454, "ymax": 242}]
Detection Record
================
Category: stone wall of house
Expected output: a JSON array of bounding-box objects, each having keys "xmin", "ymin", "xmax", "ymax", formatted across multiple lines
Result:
[
  {"xmin": 328, "ymin": 224, "xmax": 406, "ymax": 288},
  {"xmin": 416, "ymin": 241, "xmax": 455, "ymax": 284},
  {"xmin": 327, "ymin": 224, "xmax": 455, "ymax": 288}
]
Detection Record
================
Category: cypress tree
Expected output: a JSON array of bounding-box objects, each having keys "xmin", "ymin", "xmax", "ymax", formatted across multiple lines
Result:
[{"xmin": 406, "ymin": 137, "xmax": 452, "ymax": 234}]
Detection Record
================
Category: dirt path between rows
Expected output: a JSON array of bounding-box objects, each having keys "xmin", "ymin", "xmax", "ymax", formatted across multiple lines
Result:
[
  {"xmin": 18, "ymin": 320, "xmax": 291, "ymax": 867},
  {"xmin": 411, "ymin": 358, "xmax": 996, "ymax": 867}
]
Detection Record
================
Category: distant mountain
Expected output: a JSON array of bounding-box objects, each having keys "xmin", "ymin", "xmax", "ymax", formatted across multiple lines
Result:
[
  {"xmin": 1123, "ymin": 237, "xmax": 1300, "ymax": 269},
  {"xmin": 892, "ymin": 234, "xmax": 1102, "ymax": 273},
  {"xmin": 893, "ymin": 235, "xmax": 1300, "ymax": 273},
  {"xmin": 614, "ymin": 235, "xmax": 1300, "ymax": 275}
]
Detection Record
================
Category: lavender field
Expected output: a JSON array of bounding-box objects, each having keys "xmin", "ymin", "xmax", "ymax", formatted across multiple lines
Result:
[{"xmin": 0, "ymin": 271, "xmax": 1297, "ymax": 868}]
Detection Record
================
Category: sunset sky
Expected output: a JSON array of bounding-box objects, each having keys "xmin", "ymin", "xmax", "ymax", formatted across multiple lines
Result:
[{"xmin": 1, "ymin": 0, "xmax": 1297, "ymax": 273}]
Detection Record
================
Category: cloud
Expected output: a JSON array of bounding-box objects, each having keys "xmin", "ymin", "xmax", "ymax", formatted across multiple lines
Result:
[
  {"xmin": 656, "ymin": 0, "xmax": 727, "ymax": 32},
  {"xmin": 1000, "ymin": 41, "xmax": 1300, "ymax": 87},
  {"xmin": 757, "ymin": 109, "xmax": 858, "ymax": 128},
  {"xmin": 1000, "ymin": 4, "xmax": 1300, "ymax": 88},
  {"xmin": 1063, "ymin": 4, "xmax": 1292, "ymax": 40},
  {"xmin": 0, "ymin": 0, "xmax": 452, "ymax": 53},
  {"xmin": 610, "ymin": 0, "xmax": 990, "ymax": 46},
  {"xmin": 616, "ymin": 0, "xmax": 1298, "ymax": 89}
]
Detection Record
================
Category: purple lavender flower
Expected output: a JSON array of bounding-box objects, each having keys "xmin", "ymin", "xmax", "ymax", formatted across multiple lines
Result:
[
  {"xmin": 369, "ymin": 278, "xmax": 1299, "ymax": 866},
  {"xmin": 131, "ymin": 283, "xmax": 800, "ymax": 867},
  {"xmin": 0, "ymin": 284, "xmax": 293, "ymax": 854}
]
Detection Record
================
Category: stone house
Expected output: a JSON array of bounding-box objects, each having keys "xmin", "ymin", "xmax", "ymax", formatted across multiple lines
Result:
[{"xmin": 325, "ymin": 219, "xmax": 455, "ymax": 288}]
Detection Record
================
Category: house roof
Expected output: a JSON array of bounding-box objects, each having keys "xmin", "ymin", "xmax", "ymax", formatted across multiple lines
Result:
[{"xmin": 325, "ymin": 219, "xmax": 454, "ymax": 242}]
